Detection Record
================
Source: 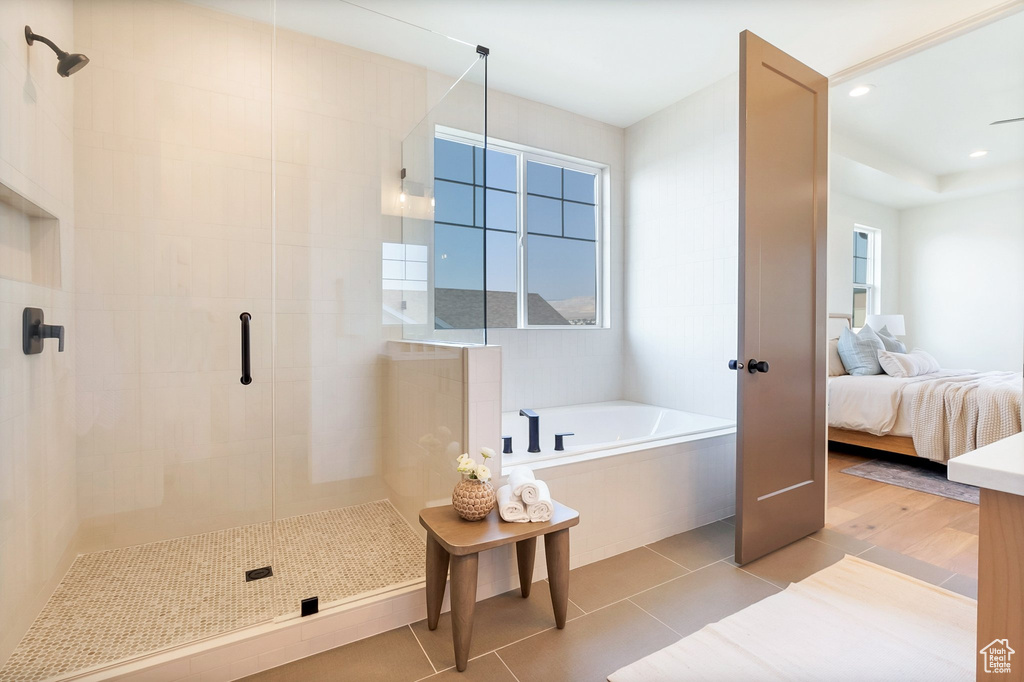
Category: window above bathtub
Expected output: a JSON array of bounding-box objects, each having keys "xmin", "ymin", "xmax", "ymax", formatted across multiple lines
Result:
[{"xmin": 432, "ymin": 128, "xmax": 609, "ymax": 330}]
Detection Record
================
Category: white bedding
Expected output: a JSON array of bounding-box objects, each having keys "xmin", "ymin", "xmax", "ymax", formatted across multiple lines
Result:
[{"xmin": 827, "ymin": 370, "xmax": 972, "ymax": 437}]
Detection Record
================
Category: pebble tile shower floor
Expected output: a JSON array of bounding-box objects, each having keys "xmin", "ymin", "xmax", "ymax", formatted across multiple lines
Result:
[{"xmin": 0, "ymin": 501, "xmax": 425, "ymax": 682}]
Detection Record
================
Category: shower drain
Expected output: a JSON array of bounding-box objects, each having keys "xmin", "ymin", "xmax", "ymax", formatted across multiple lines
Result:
[{"xmin": 245, "ymin": 566, "xmax": 273, "ymax": 582}]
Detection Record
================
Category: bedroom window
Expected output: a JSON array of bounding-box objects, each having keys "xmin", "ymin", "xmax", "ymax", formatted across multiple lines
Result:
[
  {"xmin": 433, "ymin": 130, "xmax": 607, "ymax": 329},
  {"xmin": 852, "ymin": 226, "xmax": 881, "ymax": 328}
]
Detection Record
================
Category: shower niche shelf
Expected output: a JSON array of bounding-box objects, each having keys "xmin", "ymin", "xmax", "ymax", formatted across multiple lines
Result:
[{"xmin": 0, "ymin": 180, "xmax": 61, "ymax": 289}]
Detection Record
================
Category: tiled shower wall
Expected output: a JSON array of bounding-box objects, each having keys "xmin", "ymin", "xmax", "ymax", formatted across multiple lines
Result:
[
  {"xmin": 0, "ymin": 0, "xmax": 79, "ymax": 664},
  {"xmin": 624, "ymin": 75, "xmax": 739, "ymax": 420},
  {"xmin": 71, "ymin": 0, "xmax": 435, "ymax": 551}
]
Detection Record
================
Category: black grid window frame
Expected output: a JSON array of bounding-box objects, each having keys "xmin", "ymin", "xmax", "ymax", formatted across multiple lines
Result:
[
  {"xmin": 524, "ymin": 163, "xmax": 598, "ymax": 244},
  {"xmin": 433, "ymin": 146, "xmax": 517, "ymax": 234}
]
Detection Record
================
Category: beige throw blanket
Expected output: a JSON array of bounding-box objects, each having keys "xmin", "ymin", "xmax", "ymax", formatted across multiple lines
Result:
[{"xmin": 909, "ymin": 371, "xmax": 1022, "ymax": 462}]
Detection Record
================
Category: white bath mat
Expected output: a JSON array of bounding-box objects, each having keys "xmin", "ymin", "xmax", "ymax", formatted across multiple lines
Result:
[{"xmin": 609, "ymin": 555, "xmax": 976, "ymax": 681}]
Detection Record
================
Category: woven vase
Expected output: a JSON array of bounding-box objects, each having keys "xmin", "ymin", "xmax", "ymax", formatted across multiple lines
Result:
[{"xmin": 452, "ymin": 478, "xmax": 495, "ymax": 521}]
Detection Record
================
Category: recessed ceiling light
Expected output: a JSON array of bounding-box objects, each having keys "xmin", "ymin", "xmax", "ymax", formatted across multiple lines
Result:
[
  {"xmin": 849, "ymin": 85, "xmax": 872, "ymax": 98},
  {"xmin": 969, "ymin": 150, "xmax": 988, "ymax": 158}
]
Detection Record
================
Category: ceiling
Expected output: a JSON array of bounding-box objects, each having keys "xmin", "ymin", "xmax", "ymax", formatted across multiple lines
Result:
[
  {"xmin": 830, "ymin": 8, "xmax": 1024, "ymax": 208},
  {"xmin": 193, "ymin": 0, "xmax": 1015, "ymax": 129}
]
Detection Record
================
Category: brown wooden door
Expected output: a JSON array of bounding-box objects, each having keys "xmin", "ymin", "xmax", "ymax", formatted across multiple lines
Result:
[{"xmin": 734, "ymin": 31, "xmax": 828, "ymax": 565}]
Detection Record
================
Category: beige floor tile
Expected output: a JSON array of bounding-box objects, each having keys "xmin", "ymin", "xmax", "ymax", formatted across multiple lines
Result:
[
  {"xmin": 568, "ymin": 547, "xmax": 688, "ymax": 612},
  {"xmin": 941, "ymin": 574, "xmax": 979, "ymax": 600},
  {"xmin": 807, "ymin": 527, "xmax": 874, "ymax": 555},
  {"xmin": 858, "ymin": 546, "xmax": 955, "ymax": 586},
  {"xmin": 239, "ymin": 626, "xmax": 433, "ymax": 682},
  {"xmin": 498, "ymin": 599, "xmax": 678, "ymax": 682},
  {"xmin": 738, "ymin": 537, "xmax": 847, "ymax": 588},
  {"xmin": 646, "ymin": 521, "xmax": 735, "ymax": 570},
  {"xmin": 422, "ymin": 653, "xmax": 518, "ymax": 681},
  {"xmin": 630, "ymin": 561, "xmax": 780, "ymax": 636},
  {"xmin": 410, "ymin": 580, "xmax": 584, "ymax": 671}
]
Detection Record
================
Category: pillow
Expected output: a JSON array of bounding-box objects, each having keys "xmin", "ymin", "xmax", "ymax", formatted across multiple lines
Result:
[
  {"xmin": 874, "ymin": 325, "xmax": 907, "ymax": 353},
  {"xmin": 877, "ymin": 349, "xmax": 941, "ymax": 378},
  {"xmin": 828, "ymin": 338, "xmax": 847, "ymax": 377},
  {"xmin": 837, "ymin": 326, "xmax": 885, "ymax": 376}
]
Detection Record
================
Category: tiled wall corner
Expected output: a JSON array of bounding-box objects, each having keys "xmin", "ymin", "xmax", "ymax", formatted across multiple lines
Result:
[{"xmin": 623, "ymin": 74, "xmax": 739, "ymax": 421}]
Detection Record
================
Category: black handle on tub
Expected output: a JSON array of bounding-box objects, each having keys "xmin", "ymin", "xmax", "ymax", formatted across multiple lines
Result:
[
  {"xmin": 502, "ymin": 436, "xmax": 513, "ymax": 454},
  {"xmin": 240, "ymin": 312, "xmax": 252, "ymax": 385},
  {"xmin": 554, "ymin": 433, "xmax": 574, "ymax": 451}
]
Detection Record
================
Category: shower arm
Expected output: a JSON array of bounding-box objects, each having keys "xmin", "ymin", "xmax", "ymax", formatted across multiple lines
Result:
[{"xmin": 25, "ymin": 27, "xmax": 69, "ymax": 58}]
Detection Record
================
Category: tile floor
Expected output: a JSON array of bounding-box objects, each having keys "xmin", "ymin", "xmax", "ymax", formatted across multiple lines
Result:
[
  {"xmin": 0, "ymin": 501, "xmax": 424, "ymax": 682},
  {"xmin": 241, "ymin": 452, "xmax": 980, "ymax": 682}
]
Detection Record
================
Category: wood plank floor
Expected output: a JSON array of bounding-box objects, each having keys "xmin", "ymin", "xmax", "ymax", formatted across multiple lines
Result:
[{"xmin": 827, "ymin": 448, "xmax": 979, "ymax": 578}]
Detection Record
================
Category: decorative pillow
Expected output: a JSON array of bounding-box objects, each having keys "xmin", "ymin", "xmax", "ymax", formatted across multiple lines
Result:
[
  {"xmin": 874, "ymin": 325, "xmax": 907, "ymax": 353},
  {"xmin": 877, "ymin": 349, "xmax": 941, "ymax": 378},
  {"xmin": 837, "ymin": 326, "xmax": 885, "ymax": 376},
  {"xmin": 828, "ymin": 338, "xmax": 847, "ymax": 377}
]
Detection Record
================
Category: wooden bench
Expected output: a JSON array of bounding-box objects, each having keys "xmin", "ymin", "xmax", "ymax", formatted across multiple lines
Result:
[{"xmin": 419, "ymin": 501, "xmax": 580, "ymax": 672}]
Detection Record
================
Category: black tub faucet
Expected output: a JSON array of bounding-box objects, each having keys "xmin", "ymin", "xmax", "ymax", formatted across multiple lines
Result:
[{"xmin": 520, "ymin": 409, "xmax": 540, "ymax": 453}]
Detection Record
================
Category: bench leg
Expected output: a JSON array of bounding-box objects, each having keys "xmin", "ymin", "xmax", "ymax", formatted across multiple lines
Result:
[
  {"xmin": 425, "ymin": 535, "xmax": 450, "ymax": 631},
  {"xmin": 516, "ymin": 537, "xmax": 537, "ymax": 598},
  {"xmin": 450, "ymin": 552, "xmax": 479, "ymax": 672},
  {"xmin": 544, "ymin": 529, "xmax": 570, "ymax": 629}
]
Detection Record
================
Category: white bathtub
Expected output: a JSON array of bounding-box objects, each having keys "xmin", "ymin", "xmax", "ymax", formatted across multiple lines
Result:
[{"xmin": 501, "ymin": 400, "xmax": 736, "ymax": 470}]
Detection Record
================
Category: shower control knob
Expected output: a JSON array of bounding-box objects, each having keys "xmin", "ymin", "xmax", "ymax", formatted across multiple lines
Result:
[{"xmin": 728, "ymin": 360, "xmax": 744, "ymax": 370}]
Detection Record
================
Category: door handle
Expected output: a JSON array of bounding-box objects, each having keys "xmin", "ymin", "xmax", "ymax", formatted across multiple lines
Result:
[
  {"xmin": 240, "ymin": 312, "xmax": 252, "ymax": 385},
  {"xmin": 728, "ymin": 360, "xmax": 744, "ymax": 370},
  {"xmin": 748, "ymin": 359, "xmax": 769, "ymax": 374}
]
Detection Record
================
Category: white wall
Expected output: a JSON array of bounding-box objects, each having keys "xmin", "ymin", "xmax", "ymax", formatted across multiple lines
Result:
[
  {"xmin": 0, "ymin": 0, "xmax": 79, "ymax": 665},
  {"xmin": 827, "ymin": 191, "xmax": 901, "ymax": 318},
  {"xmin": 898, "ymin": 188, "xmax": 1024, "ymax": 371},
  {"xmin": 623, "ymin": 74, "xmax": 738, "ymax": 420}
]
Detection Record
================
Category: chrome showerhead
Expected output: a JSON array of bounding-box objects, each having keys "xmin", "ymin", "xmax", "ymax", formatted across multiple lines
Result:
[{"xmin": 25, "ymin": 25, "xmax": 89, "ymax": 78}]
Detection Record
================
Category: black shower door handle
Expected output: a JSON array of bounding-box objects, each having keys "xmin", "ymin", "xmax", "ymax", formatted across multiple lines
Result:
[{"xmin": 240, "ymin": 312, "xmax": 252, "ymax": 385}]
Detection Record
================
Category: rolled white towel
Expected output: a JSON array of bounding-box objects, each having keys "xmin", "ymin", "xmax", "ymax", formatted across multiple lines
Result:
[
  {"xmin": 497, "ymin": 484, "xmax": 529, "ymax": 523},
  {"xmin": 507, "ymin": 466, "xmax": 541, "ymax": 504},
  {"xmin": 525, "ymin": 480, "xmax": 554, "ymax": 522}
]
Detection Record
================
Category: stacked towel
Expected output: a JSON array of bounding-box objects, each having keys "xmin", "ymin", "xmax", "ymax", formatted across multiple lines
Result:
[
  {"xmin": 497, "ymin": 485, "xmax": 528, "ymax": 523},
  {"xmin": 525, "ymin": 480, "xmax": 553, "ymax": 521},
  {"xmin": 499, "ymin": 466, "xmax": 553, "ymax": 523},
  {"xmin": 508, "ymin": 466, "xmax": 541, "ymax": 504}
]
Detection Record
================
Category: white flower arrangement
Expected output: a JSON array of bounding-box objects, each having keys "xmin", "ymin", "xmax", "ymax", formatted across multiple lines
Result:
[{"xmin": 456, "ymin": 448, "xmax": 494, "ymax": 482}]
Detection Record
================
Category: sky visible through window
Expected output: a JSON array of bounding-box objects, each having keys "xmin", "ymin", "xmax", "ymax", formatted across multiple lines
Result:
[{"xmin": 433, "ymin": 137, "xmax": 599, "ymax": 327}]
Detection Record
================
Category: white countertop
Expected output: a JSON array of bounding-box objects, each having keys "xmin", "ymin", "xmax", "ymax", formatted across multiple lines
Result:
[{"xmin": 948, "ymin": 433, "xmax": 1024, "ymax": 497}]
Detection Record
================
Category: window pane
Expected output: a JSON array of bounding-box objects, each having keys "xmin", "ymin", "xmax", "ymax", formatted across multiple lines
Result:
[
  {"xmin": 527, "ymin": 161, "xmax": 561, "ymax": 198},
  {"xmin": 435, "ymin": 180, "xmax": 474, "ymax": 226},
  {"xmin": 434, "ymin": 138, "xmax": 473, "ymax": 183},
  {"xmin": 854, "ymin": 256, "xmax": 867, "ymax": 284},
  {"xmin": 564, "ymin": 202, "xmax": 596, "ymax": 240},
  {"xmin": 486, "ymin": 149, "xmax": 517, "ymax": 191},
  {"xmin": 854, "ymin": 231, "xmax": 869, "ymax": 258},
  {"xmin": 486, "ymin": 230, "xmax": 517, "ymax": 328},
  {"xmin": 527, "ymin": 195, "xmax": 561, "ymax": 235},
  {"xmin": 435, "ymin": 224, "xmax": 483, "ymax": 329},
  {"xmin": 852, "ymin": 287, "xmax": 868, "ymax": 329},
  {"xmin": 527, "ymin": 235, "xmax": 596, "ymax": 326},
  {"xmin": 563, "ymin": 169, "xmax": 595, "ymax": 204},
  {"xmin": 485, "ymin": 189, "xmax": 516, "ymax": 232}
]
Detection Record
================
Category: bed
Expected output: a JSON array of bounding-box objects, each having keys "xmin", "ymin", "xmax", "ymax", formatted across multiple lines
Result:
[{"xmin": 826, "ymin": 314, "xmax": 1023, "ymax": 463}]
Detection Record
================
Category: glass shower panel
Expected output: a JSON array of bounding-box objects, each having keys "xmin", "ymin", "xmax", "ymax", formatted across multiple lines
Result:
[
  {"xmin": 0, "ymin": 1, "xmax": 276, "ymax": 679},
  {"xmin": 270, "ymin": 2, "xmax": 483, "ymax": 618},
  {"xmin": 400, "ymin": 58, "xmax": 489, "ymax": 344}
]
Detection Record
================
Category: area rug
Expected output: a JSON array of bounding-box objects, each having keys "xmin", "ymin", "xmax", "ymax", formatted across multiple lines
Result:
[
  {"xmin": 842, "ymin": 459, "xmax": 980, "ymax": 504},
  {"xmin": 608, "ymin": 555, "xmax": 975, "ymax": 681}
]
